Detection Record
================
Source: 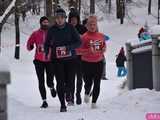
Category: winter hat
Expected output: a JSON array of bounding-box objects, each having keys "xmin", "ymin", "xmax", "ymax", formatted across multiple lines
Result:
[
  {"xmin": 55, "ymin": 8, "xmax": 67, "ymax": 18},
  {"xmin": 120, "ymin": 47, "xmax": 124, "ymax": 54},
  {"xmin": 68, "ymin": 10, "xmax": 80, "ymax": 23},
  {"xmin": 82, "ymin": 18, "xmax": 88, "ymax": 26},
  {"xmin": 40, "ymin": 16, "xmax": 48, "ymax": 24}
]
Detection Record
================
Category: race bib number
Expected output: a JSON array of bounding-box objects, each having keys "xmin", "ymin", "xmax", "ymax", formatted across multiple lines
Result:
[
  {"xmin": 56, "ymin": 46, "xmax": 72, "ymax": 58},
  {"xmin": 90, "ymin": 40, "xmax": 104, "ymax": 52}
]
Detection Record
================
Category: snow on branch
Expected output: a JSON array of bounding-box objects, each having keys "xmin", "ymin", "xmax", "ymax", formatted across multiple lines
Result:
[{"xmin": 0, "ymin": 0, "xmax": 16, "ymax": 23}]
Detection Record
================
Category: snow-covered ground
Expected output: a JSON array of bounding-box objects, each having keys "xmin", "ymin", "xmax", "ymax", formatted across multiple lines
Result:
[{"xmin": 1, "ymin": 0, "xmax": 160, "ymax": 120}]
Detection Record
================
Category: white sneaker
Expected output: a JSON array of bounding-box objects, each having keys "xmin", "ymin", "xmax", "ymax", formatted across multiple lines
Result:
[
  {"xmin": 84, "ymin": 94, "xmax": 90, "ymax": 103},
  {"xmin": 91, "ymin": 103, "xmax": 97, "ymax": 109}
]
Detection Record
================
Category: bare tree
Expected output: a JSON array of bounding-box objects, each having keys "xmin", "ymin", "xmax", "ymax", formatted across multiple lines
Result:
[
  {"xmin": 0, "ymin": 0, "xmax": 15, "ymax": 53},
  {"xmin": 148, "ymin": 0, "xmax": 152, "ymax": 15},
  {"xmin": 158, "ymin": 0, "xmax": 160, "ymax": 24},
  {"xmin": 68, "ymin": 0, "xmax": 78, "ymax": 9},
  {"xmin": 45, "ymin": 0, "xmax": 52, "ymax": 17},
  {"xmin": 120, "ymin": 0, "xmax": 125, "ymax": 24},
  {"xmin": 14, "ymin": 0, "xmax": 20, "ymax": 59},
  {"xmin": 116, "ymin": 0, "xmax": 120, "ymax": 19},
  {"xmin": 78, "ymin": 0, "xmax": 81, "ymax": 16},
  {"xmin": 90, "ymin": 0, "xmax": 95, "ymax": 14},
  {"xmin": 116, "ymin": 0, "xmax": 125, "ymax": 24},
  {"xmin": 53, "ymin": 0, "xmax": 59, "ymax": 16},
  {"xmin": 126, "ymin": 0, "xmax": 132, "ymax": 3},
  {"xmin": 108, "ymin": 0, "xmax": 111, "ymax": 14}
]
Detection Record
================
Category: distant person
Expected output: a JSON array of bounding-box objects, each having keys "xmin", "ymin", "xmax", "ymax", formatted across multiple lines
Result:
[
  {"xmin": 138, "ymin": 26, "xmax": 151, "ymax": 41},
  {"xmin": 68, "ymin": 8, "xmax": 87, "ymax": 105},
  {"xmin": 27, "ymin": 16, "xmax": 56, "ymax": 108},
  {"xmin": 116, "ymin": 47, "xmax": 127, "ymax": 77},
  {"xmin": 44, "ymin": 8, "xmax": 81, "ymax": 112}
]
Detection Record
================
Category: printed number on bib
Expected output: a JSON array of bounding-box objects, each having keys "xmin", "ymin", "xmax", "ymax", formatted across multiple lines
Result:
[
  {"xmin": 56, "ymin": 46, "xmax": 71, "ymax": 58},
  {"xmin": 90, "ymin": 40, "xmax": 104, "ymax": 52}
]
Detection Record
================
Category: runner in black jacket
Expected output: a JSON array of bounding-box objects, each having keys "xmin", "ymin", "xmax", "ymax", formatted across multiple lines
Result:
[
  {"xmin": 44, "ymin": 8, "xmax": 81, "ymax": 112},
  {"xmin": 68, "ymin": 9, "xmax": 87, "ymax": 105}
]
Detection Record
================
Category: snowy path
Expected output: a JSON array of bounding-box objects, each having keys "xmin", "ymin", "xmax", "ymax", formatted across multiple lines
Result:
[{"xmin": 7, "ymin": 57, "xmax": 160, "ymax": 120}]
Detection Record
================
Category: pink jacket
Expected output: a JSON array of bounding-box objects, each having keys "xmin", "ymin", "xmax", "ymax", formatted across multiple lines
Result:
[
  {"xmin": 27, "ymin": 29, "xmax": 51, "ymax": 62},
  {"xmin": 77, "ymin": 32, "xmax": 106, "ymax": 62}
]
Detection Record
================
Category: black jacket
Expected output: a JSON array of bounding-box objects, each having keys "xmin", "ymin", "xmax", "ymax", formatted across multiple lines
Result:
[
  {"xmin": 44, "ymin": 23, "xmax": 81, "ymax": 60},
  {"xmin": 116, "ymin": 53, "xmax": 127, "ymax": 67},
  {"xmin": 75, "ymin": 24, "xmax": 87, "ymax": 35}
]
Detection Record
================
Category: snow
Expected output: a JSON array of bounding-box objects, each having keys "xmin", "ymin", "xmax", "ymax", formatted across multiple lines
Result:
[
  {"xmin": 0, "ymin": 55, "xmax": 10, "ymax": 72},
  {"xmin": 0, "ymin": 0, "xmax": 16, "ymax": 23},
  {"xmin": 0, "ymin": 0, "xmax": 160, "ymax": 120},
  {"xmin": 150, "ymin": 25, "xmax": 160, "ymax": 35}
]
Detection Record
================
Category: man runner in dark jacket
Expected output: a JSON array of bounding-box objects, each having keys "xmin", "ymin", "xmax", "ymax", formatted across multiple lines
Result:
[{"xmin": 44, "ymin": 8, "xmax": 81, "ymax": 112}]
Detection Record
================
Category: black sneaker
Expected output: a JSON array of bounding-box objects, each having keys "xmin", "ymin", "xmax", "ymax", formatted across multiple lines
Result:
[
  {"xmin": 40, "ymin": 101, "xmax": 48, "ymax": 108},
  {"xmin": 60, "ymin": 106, "xmax": 67, "ymax": 112},
  {"xmin": 101, "ymin": 76, "xmax": 108, "ymax": 80},
  {"xmin": 51, "ymin": 88, "xmax": 56, "ymax": 98},
  {"xmin": 76, "ymin": 93, "xmax": 82, "ymax": 105}
]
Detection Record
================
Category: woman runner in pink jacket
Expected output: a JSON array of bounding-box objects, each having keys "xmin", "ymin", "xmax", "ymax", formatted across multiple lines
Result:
[{"xmin": 27, "ymin": 16, "xmax": 56, "ymax": 108}]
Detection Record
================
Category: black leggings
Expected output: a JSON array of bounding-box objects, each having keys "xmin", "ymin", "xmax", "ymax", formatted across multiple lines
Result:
[
  {"xmin": 75, "ymin": 56, "xmax": 83, "ymax": 95},
  {"xmin": 33, "ymin": 60, "xmax": 55, "ymax": 100},
  {"xmin": 82, "ymin": 60, "xmax": 103, "ymax": 103},
  {"xmin": 54, "ymin": 59, "xmax": 76, "ymax": 107}
]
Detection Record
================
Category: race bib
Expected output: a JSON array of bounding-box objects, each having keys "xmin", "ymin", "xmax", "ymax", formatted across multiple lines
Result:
[
  {"xmin": 38, "ymin": 44, "xmax": 45, "ymax": 53},
  {"xmin": 56, "ymin": 46, "xmax": 72, "ymax": 58},
  {"xmin": 90, "ymin": 40, "xmax": 104, "ymax": 52}
]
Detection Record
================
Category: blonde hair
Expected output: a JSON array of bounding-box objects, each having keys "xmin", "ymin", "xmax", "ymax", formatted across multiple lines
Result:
[
  {"xmin": 86, "ymin": 15, "xmax": 99, "ymax": 32},
  {"xmin": 87, "ymin": 15, "xmax": 97, "ymax": 24}
]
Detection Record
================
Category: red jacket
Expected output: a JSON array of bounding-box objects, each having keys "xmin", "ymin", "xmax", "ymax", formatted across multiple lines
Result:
[
  {"xmin": 77, "ymin": 31, "xmax": 106, "ymax": 62},
  {"xmin": 27, "ymin": 29, "xmax": 51, "ymax": 62}
]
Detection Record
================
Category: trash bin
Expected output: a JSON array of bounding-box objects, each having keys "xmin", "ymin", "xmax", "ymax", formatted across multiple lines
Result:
[{"xmin": 132, "ymin": 50, "xmax": 153, "ymax": 89}]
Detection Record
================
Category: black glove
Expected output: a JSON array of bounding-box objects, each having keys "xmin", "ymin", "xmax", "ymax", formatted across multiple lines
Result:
[{"xmin": 30, "ymin": 45, "xmax": 34, "ymax": 50}]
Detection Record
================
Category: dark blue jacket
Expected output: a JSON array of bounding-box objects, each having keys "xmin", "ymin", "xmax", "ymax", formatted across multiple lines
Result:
[
  {"xmin": 44, "ymin": 23, "xmax": 81, "ymax": 60},
  {"xmin": 116, "ymin": 53, "xmax": 127, "ymax": 67}
]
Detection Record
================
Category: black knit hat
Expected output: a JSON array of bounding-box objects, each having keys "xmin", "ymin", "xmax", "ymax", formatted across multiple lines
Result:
[
  {"xmin": 55, "ymin": 8, "xmax": 67, "ymax": 18},
  {"xmin": 68, "ymin": 10, "xmax": 80, "ymax": 24},
  {"xmin": 40, "ymin": 16, "xmax": 48, "ymax": 24}
]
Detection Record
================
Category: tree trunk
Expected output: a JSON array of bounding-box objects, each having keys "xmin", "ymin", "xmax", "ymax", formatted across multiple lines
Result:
[
  {"xmin": 68, "ymin": 0, "xmax": 78, "ymax": 10},
  {"xmin": 45, "ymin": 0, "xmax": 52, "ymax": 17},
  {"xmin": 78, "ymin": 0, "xmax": 81, "ymax": 16},
  {"xmin": 116, "ymin": 0, "xmax": 120, "ymax": 19},
  {"xmin": 90, "ymin": 0, "xmax": 95, "ymax": 14},
  {"xmin": 148, "ymin": 0, "xmax": 152, "ymax": 15},
  {"xmin": 0, "ymin": 7, "xmax": 14, "ymax": 54},
  {"xmin": 108, "ymin": 0, "xmax": 111, "ymax": 14},
  {"xmin": 0, "ymin": 24, "xmax": 2, "ymax": 53},
  {"xmin": 119, "ymin": 0, "xmax": 125, "ymax": 24},
  {"xmin": 158, "ymin": 0, "xmax": 160, "ymax": 24},
  {"xmin": 14, "ymin": 0, "xmax": 20, "ymax": 59},
  {"xmin": 126, "ymin": 0, "xmax": 132, "ymax": 3}
]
